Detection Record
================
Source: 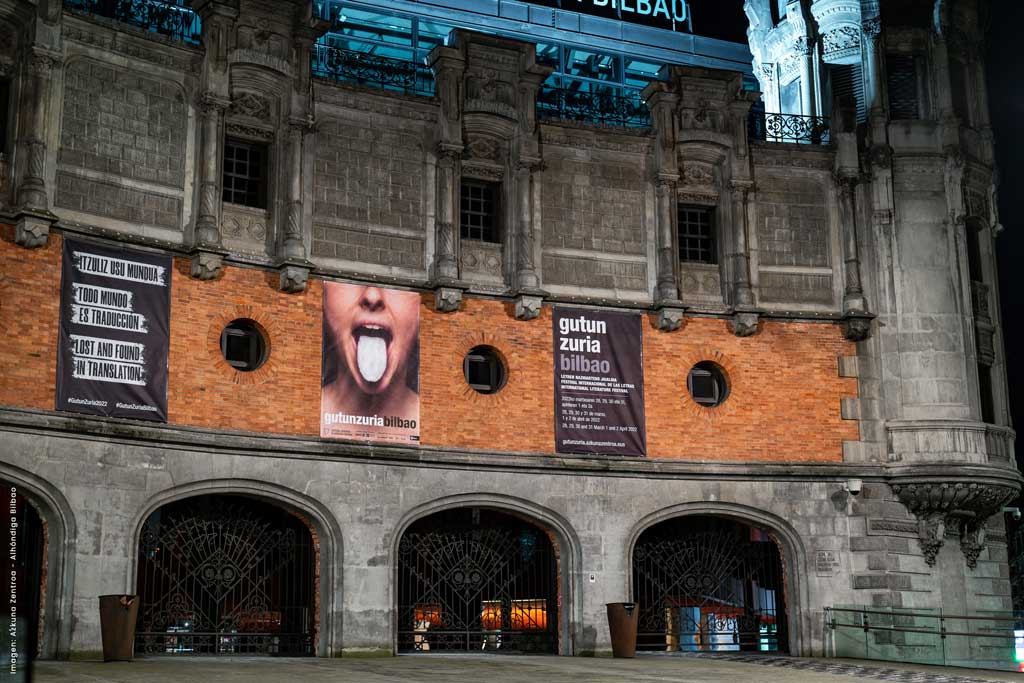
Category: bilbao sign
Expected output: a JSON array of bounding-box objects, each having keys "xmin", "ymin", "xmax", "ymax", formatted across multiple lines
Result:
[{"xmin": 531, "ymin": 0, "xmax": 689, "ymax": 31}]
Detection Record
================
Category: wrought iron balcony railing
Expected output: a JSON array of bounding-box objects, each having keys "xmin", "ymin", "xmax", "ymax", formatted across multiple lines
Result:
[
  {"xmin": 749, "ymin": 110, "xmax": 831, "ymax": 145},
  {"xmin": 64, "ymin": 0, "xmax": 201, "ymax": 46},
  {"xmin": 312, "ymin": 44, "xmax": 435, "ymax": 97},
  {"xmin": 537, "ymin": 86, "xmax": 651, "ymax": 129}
]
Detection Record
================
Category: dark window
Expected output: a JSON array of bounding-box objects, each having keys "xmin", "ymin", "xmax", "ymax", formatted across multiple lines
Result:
[
  {"xmin": 770, "ymin": 0, "xmax": 786, "ymax": 25},
  {"xmin": 0, "ymin": 79, "xmax": 9, "ymax": 152},
  {"xmin": 687, "ymin": 361, "xmax": 729, "ymax": 408},
  {"xmin": 220, "ymin": 319, "xmax": 268, "ymax": 371},
  {"xmin": 979, "ymin": 364, "xmax": 995, "ymax": 424},
  {"xmin": 678, "ymin": 206, "xmax": 716, "ymax": 264},
  {"xmin": 460, "ymin": 180, "xmax": 501, "ymax": 243},
  {"xmin": 887, "ymin": 54, "xmax": 921, "ymax": 121},
  {"xmin": 463, "ymin": 345, "xmax": 506, "ymax": 394},
  {"xmin": 829, "ymin": 63, "xmax": 867, "ymax": 123},
  {"xmin": 222, "ymin": 139, "xmax": 268, "ymax": 208}
]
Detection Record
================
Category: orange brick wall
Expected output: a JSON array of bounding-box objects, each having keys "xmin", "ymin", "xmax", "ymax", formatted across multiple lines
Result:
[
  {"xmin": 0, "ymin": 226, "xmax": 60, "ymax": 411},
  {"xmin": 0, "ymin": 230, "xmax": 858, "ymax": 461}
]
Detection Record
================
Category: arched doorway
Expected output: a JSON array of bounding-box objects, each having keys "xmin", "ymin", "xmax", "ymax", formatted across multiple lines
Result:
[
  {"xmin": 134, "ymin": 495, "xmax": 317, "ymax": 656},
  {"xmin": 397, "ymin": 507, "xmax": 559, "ymax": 653},
  {"xmin": 632, "ymin": 515, "xmax": 788, "ymax": 653}
]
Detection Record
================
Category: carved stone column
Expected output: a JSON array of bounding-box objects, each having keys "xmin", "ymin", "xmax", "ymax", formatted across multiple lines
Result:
[
  {"xmin": 191, "ymin": 94, "xmax": 230, "ymax": 280},
  {"xmin": 433, "ymin": 144, "xmax": 463, "ymax": 312},
  {"xmin": 14, "ymin": 49, "xmax": 61, "ymax": 248},
  {"xmin": 513, "ymin": 158, "xmax": 544, "ymax": 320},
  {"xmin": 838, "ymin": 177, "xmax": 872, "ymax": 341},
  {"xmin": 797, "ymin": 37, "xmax": 816, "ymax": 117},
  {"xmin": 427, "ymin": 43, "xmax": 466, "ymax": 313},
  {"xmin": 643, "ymin": 79, "xmax": 684, "ymax": 332},
  {"xmin": 278, "ymin": 117, "xmax": 314, "ymax": 293},
  {"xmin": 730, "ymin": 180, "xmax": 758, "ymax": 337},
  {"xmin": 861, "ymin": 18, "xmax": 883, "ymax": 119}
]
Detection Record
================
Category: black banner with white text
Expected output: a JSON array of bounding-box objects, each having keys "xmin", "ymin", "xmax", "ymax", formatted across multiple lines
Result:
[
  {"xmin": 553, "ymin": 307, "xmax": 646, "ymax": 456},
  {"xmin": 56, "ymin": 238, "xmax": 171, "ymax": 421}
]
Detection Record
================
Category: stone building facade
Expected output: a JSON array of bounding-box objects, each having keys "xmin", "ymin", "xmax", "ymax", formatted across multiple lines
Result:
[{"xmin": 0, "ymin": 0, "xmax": 1017, "ymax": 665}]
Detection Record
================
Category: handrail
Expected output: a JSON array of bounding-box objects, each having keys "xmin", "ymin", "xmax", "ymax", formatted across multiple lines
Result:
[
  {"xmin": 63, "ymin": 0, "xmax": 202, "ymax": 46},
  {"xmin": 312, "ymin": 44, "xmax": 435, "ymax": 97},
  {"xmin": 537, "ymin": 85, "xmax": 651, "ymax": 129},
  {"xmin": 827, "ymin": 606, "xmax": 1021, "ymax": 622}
]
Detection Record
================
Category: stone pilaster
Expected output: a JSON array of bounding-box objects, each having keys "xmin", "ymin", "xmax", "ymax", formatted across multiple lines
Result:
[
  {"xmin": 14, "ymin": 49, "xmax": 61, "ymax": 248},
  {"xmin": 190, "ymin": 94, "xmax": 230, "ymax": 280}
]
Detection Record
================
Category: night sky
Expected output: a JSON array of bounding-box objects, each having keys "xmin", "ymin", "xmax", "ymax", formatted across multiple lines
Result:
[{"xmin": 988, "ymin": 0, "xmax": 1023, "ymax": 445}]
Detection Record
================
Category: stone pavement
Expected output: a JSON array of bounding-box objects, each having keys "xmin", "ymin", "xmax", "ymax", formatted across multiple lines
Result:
[{"xmin": 33, "ymin": 654, "xmax": 1024, "ymax": 683}]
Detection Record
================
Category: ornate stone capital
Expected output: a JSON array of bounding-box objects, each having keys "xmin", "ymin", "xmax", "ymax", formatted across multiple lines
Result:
[
  {"xmin": 27, "ymin": 51, "xmax": 60, "ymax": 77},
  {"xmin": 862, "ymin": 18, "xmax": 882, "ymax": 37},
  {"xmin": 199, "ymin": 93, "xmax": 232, "ymax": 115}
]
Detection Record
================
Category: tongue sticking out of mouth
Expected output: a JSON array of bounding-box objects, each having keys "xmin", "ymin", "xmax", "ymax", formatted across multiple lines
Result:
[{"xmin": 356, "ymin": 334, "xmax": 388, "ymax": 383}]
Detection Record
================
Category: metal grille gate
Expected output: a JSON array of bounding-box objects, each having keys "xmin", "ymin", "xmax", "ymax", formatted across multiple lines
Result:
[
  {"xmin": 633, "ymin": 516, "xmax": 787, "ymax": 653},
  {"xmin": 135, "ymin": 496, "xmax": 316, "ymax": 656},
  {"xmin": 398, "ymin": 508, "xmax": 558, "ymax": 653}
]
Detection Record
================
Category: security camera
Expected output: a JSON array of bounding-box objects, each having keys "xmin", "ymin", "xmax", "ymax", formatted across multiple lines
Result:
[
  {"xmin": 845, "ymin": 478, "xmax": 863, "ymax": 496},
  {"xmin": 1003, "ymin": 506, "xmax": 1021, "ymax": 521}
]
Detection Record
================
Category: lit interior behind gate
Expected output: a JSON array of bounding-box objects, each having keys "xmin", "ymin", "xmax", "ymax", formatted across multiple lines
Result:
[
  {"xmin": 633, "ymin": 515, "xmax": 788, "ymax": 653},
  {"xmin": 397, "ymin": 508, "xmax": 560, "ymax": 653}
]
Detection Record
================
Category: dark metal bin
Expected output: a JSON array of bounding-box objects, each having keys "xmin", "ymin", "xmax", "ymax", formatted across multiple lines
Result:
[
  {"xmin": 99, "ymin": 595, "xmax": 139, "ymax": 662},
  {"xmin": 606, "ymin": 602, "xmax": 638, "ymax": 658}
]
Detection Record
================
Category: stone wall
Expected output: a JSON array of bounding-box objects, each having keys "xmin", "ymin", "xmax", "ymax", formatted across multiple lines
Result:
[
  {"xmin": 55, "ymin": 58, "xmax": 186, "ymax": 234},
  {"xmin": 311, "ymin": 116, "xmax": 428, "ymax": 274},
  {"xmin": 754, "ymin": 173, "xmax": 835, "ymax": 305}
]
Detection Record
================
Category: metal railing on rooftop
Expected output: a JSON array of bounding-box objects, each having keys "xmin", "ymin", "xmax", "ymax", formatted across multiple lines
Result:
[
  {"xmin": 749, "ymin": 110, "xmax": 831, "ymax": 145},
  {"xmin": 826, "ymin": 605, "xmax": 1021, "ymax": 672},
  {"xmin": 64, "ymin": 0, "xmax": 201, "ymax": 46},
  {"xmin": 312, "ymin": 44, "xmax": 435, "ymax": 97},
  {"xmin": 537, "ymin": 86, "xmax": 651, "ymax": 129}
]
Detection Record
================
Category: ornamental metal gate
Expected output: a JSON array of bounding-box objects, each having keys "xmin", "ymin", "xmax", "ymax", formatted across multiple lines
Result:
[
  {"xmin": 633, "ymin": 516, "xmax": 787, "ymax": 653},
  {"xmin": 398, "ymin": 508, "xmax": 558, "ymax": 653},
  {"xmin": 135, "ymin": 496, "xmax": 316, "ymax": 656}
]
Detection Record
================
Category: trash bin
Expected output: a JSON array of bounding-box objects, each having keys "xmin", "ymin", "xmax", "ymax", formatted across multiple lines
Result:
[
  {"xmin": 606, "ymin": 602, "xmax": 638, "ymax": 658},
  {"xmin": 99, "ymin": 595, "xmax": 139, "ymax": 662}
]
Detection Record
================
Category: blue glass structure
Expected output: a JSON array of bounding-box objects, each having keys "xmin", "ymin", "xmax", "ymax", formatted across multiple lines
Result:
[{"xmin": 315, "ymin": 1, "xmax": 754, "ymax": 100}]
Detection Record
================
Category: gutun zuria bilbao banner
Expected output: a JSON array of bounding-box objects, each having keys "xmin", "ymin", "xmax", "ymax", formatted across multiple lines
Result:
[
  {"xmin": 553, "ymin": 307, "xmax": 646, "ymax": 457},
  {"xmin": 56, "ymin": 238, "xmax": 171, "ymax": 421},
  {"xmin": 321, "ymin": 282, "xmax": 421, "ymax": 444}
]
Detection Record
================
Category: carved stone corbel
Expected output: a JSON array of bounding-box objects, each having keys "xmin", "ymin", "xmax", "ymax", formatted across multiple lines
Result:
[
  {"xmin": 893, "ymin": 480, "xmax": 1017, "ymax": 568},
  {"xmin": 434, "ymin": 286, "xmax": 464, "ymax": 313},
  {"xmin": 730, "ymin": 309, "xmax": 760, "ymax": 338},
  {"xmin": 841, "ymin": 312, "xmax": 874, "ymax": 343},
  {"xmin": 656, "ymin": 307, "xmax": 685, "ymax": 333},
  {"xmin": 514, "ymin": 294, "xmax": 543, "ymax": 321},
  {"xmin": 278, "ymin": 263, "xmax": 311, "ymax": 294}
]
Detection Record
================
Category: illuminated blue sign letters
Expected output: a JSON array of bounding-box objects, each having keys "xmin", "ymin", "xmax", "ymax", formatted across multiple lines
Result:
[{"xmin": 568, "ymin": 0, "xmax": 688, "ymax": 23}]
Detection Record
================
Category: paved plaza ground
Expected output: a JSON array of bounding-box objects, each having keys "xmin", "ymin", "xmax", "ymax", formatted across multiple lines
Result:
[{"xmin": 33, "ymin": 654, "xmax": 1024, "ymax": 683}]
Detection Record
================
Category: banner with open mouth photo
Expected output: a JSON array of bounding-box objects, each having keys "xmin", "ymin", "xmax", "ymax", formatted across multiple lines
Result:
[{"xmin": 321, "ymin": 282, "xmax": 421, "ymax": 444}]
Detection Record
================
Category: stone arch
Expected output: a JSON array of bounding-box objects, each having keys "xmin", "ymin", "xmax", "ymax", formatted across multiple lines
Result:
[
  {"xmin": 127, "ymin": 479, "xmax": 344, "ymax": 657},
  {"xmin": 0, "ymin": 462, "xmax": 76, "ymax": 659},
  {"xmin": 624, "ymin": 501, "xmax": 810, "ymax": 655},
  {"xmin": 390, "ymin": 493, "xmax": 583, "ymax": 655}
]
